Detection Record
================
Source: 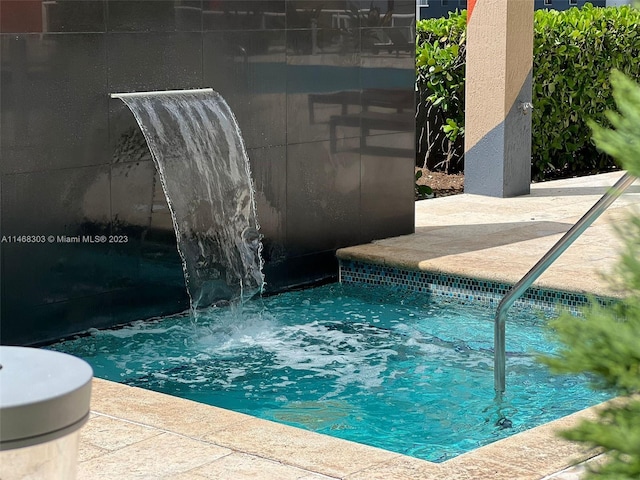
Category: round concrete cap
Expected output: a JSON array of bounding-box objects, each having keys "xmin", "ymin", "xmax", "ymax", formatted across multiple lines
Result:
[{"xmin": 0, "ymin": 346, "xmax": 93, "ymax": 450}]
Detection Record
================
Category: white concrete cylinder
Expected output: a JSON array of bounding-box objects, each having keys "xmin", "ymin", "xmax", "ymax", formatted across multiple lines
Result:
[
  {"xmin": 0, "ymin": 433, "xmax": 80, "ymax": 480},
  {"xmin": 0, "ymin": 347, "xmax": 92, "ymax": 480}
]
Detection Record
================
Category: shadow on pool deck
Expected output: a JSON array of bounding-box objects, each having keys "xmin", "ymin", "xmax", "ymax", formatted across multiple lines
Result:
[
  {"xmin": 338, "ymin": 170, "xmax": 640, "ymax": 297},
  {"xmin": 77, "ymin": 171, "xmax": 639, "ymax": 479},
  {"xmin": 413, "ymin": 220, "xmax": 572, "ymax": 256}
]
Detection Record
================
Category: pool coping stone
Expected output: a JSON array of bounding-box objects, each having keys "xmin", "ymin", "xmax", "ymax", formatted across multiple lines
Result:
[{"xmin": 83, "ymin": 378, "xmax": 605, "ymax": 480}]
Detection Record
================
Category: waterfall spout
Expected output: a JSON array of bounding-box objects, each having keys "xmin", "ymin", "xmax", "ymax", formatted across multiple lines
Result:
[
  {"xmin": 113, "ymin": 89, "xmax": 264, "ymax": 311},
  {"xmin": 110, "ymin": 88, "xmax": 214, "ymax": 99}
]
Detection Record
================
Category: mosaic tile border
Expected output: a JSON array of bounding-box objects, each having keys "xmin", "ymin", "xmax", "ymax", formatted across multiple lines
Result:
[{"xmin": 339, "ymin": 259, "xmax": 614, "ymax": 313}]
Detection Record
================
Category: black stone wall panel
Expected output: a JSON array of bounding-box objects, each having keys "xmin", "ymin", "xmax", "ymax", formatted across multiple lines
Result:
[{"xmin": 0, "ymin": 0, "xmax": 415, "ymax": 344}]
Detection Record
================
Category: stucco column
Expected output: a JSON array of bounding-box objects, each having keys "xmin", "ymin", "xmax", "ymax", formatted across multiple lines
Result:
[{"xmin": 464, "ymin": 0, "xmax": 534, "ymax": 197}]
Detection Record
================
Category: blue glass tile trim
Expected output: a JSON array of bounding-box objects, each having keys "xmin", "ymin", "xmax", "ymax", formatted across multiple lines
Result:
[{"xmin": 339, "ymin": 259, "xmax": 613, "ymax": 313}]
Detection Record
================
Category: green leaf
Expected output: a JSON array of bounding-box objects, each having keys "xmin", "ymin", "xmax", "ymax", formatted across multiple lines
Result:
[{"xmin": 537, "ymin": 72, "xmax": 640, "ymax": 480}]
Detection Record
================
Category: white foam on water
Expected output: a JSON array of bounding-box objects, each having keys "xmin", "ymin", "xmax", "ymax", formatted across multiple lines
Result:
[{"xmin": 99, "ymin": 325, "xmax": 183, "ymax": 339}]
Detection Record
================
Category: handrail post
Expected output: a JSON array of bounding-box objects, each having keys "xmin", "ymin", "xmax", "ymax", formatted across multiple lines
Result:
[
  {"xmin": 494, "ymin": 307, "xmax": 507, "ymax": 392},
  {"xmin": 494, "ymin": 172, "xmax": 636, "ymax": 393}
]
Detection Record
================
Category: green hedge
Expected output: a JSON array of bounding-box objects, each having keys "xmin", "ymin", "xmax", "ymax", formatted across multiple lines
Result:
[
  {"xmin": 416, "ymin": 4, "xmax": 640, "ymax": 180},
  {"xmin": 416, "ymin": 11, "xmax": 467, "ymax": 173}
]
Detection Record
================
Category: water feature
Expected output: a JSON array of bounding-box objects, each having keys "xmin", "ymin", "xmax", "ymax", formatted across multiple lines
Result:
[
  {"xmin": 112, "ymin": 89, "xmax": 264, "ymax": 309},
  {"xmin": 93, "ymin": 89, "xmax": 608, "ymax": 463},
  {"xmin": 51, "ymin": 283, "xmax": 611, "ymax": 462}
]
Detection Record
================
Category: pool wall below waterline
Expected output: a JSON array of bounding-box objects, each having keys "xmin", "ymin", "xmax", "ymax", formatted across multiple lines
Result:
[{"xmin": 0, "ymin": 0, "xmax": 416, "ymax": 345}]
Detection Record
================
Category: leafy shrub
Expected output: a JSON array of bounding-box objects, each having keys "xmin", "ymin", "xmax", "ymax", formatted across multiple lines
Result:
[
  {"xmin": 414, "ymin": 170, "xmax": 434, "ymax": 199},
  {"xmin": 416, "ymin": 12, "xmax": 466, "ymax": 173},
  {"xmin": 538, "ymin": 71, "xmax": 640, "ymax": 480},
  {"xmin": 416, "ymin": 4, "xmax": 640, "ymax": 180},
  {"xmin": 532, "ymin": 4, "xmax": 640, "ymax": 179}
]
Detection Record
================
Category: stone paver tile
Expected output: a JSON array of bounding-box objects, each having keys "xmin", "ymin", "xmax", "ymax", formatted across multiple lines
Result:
[
  {"xmin": 170, "ymin": 453, "xmax": 337, "ymax": 480},
  {"xmin": 451, "ymin": 426, "xmax": 593, "ymax": 479},
  {"xmin": 77, "ymin": 441, "xmax": 109, "ymax": 463},
  {"xmin": 297, "ymin": 474, "xmax": 342, "ymax": 480},
  {"xmin": 165, "ymin": 474, "xmax": 210, "ymax": 480},
  {"xmin": 80, "ymin": 413, "xmax": 161, "ymax": 452},
  {"xmin": 439, "ymin": 456, "xmax": 542, "ymax": 480},
  {"xmin": 543, "ymin": 454, "xmax": 608, "ymax": 480},
  {"xmin": 90, "ymin": 378, "xmax": 252, "ymax": 438},
  {"xmin": 544, "ymin": 465, "xmax": 586, "ymax": 480},
  {"xmin": 203, "ymin": 417, "xmax": 398, "ymax": 478},
  {"xmin": 77, "ymin": 432, "xmax": 231, "ymax": 480},
  {"xmin": 345, "ymin": 455, "xmax": 441, "ymax": 480}
]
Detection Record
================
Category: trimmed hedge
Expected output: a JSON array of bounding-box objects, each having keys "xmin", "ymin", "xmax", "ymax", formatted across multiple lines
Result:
[
  {"xmin": 416, "ymin": 4, "xmax": 640, "ymax": 180},
  {"xmin": 416, "ymin": 11, "xmax": 466, "ymax": 173}
]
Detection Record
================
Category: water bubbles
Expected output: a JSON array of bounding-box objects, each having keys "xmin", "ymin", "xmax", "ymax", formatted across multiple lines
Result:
[{"xmin": 51, "ymin": 283, "xmax": 612, "ymax": 463}]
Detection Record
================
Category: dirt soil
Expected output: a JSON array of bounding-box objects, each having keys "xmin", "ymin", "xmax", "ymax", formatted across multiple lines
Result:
[{"xmin": 416, "ymin": 167, "xmax": 464, "ymax": 198}]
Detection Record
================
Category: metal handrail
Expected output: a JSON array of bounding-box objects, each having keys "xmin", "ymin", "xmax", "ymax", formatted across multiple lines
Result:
[{"xmin": 494, "ymin": 172, "xmax": 636, "ymax": 393}]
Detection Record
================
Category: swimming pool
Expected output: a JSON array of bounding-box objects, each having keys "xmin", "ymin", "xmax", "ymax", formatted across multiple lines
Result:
[{"xmin": 50, "ymin": 283, "xmax": 610, "ymax": 463}]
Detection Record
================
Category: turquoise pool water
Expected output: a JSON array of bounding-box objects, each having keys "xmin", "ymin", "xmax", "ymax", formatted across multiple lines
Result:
[{"xmin": 51, "ymin": 284, "xmax": 610, "ymax": 462}]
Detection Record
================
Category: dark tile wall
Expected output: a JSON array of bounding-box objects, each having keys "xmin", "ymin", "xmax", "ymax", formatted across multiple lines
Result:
[{"xmin": 0, "ymin": 0, "xmax": 415, "ymax": 345}]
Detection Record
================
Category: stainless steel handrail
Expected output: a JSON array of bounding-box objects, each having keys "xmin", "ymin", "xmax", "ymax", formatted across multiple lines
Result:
[{"xmin": 494, "ymin": 172, "xmax": 636, "ymax": 393}]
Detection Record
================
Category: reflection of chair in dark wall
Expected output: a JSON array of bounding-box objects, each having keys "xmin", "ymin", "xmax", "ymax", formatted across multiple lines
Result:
[
  {"xmin": 371, "ymin": 27, "xmax": 416, "ymax": 55},
  {"xmin": 330, "ymin": 111, "xmax": 414, "ymax": 155},
  {"xmin": 308, "ymin": 90, "xmax": 361, "ymax": 124},
  {"xmin": 309, "ymin": 88, "xmax": 412, "ymax": 125},
  {"xmin": 362, "ymin": 89, "xmax": 413, "ymax": 112},
  {"xmin": 286, "ymin": 5, "xmax": 322, "ymax": 54},
  {"xmin": 323, "ymin": 88, "xmax": 414, "ymax": 155},
  {"xmin": 364, "ymin": 10, "xmax": 415, "ymax": 55}
]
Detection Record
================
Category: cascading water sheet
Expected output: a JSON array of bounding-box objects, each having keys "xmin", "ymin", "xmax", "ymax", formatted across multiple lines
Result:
[{"xmin": 116, "ymin": 90, "xmax": 264, "ymax": 309}]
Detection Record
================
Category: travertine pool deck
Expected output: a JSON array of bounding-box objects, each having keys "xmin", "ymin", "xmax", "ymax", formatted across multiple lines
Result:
[
  {"xmin": 338, "ymin": 170, "xmax": 640, "ymax": 298},
  {"xmin": 77, "ymin": 171, "xmax": 639, "ymax": 479}
]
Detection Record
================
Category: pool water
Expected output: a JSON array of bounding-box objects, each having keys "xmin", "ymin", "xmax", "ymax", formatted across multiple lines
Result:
[{"xmin": 50, "ymin": 284, "xmax": 610, "ymax": 462}]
